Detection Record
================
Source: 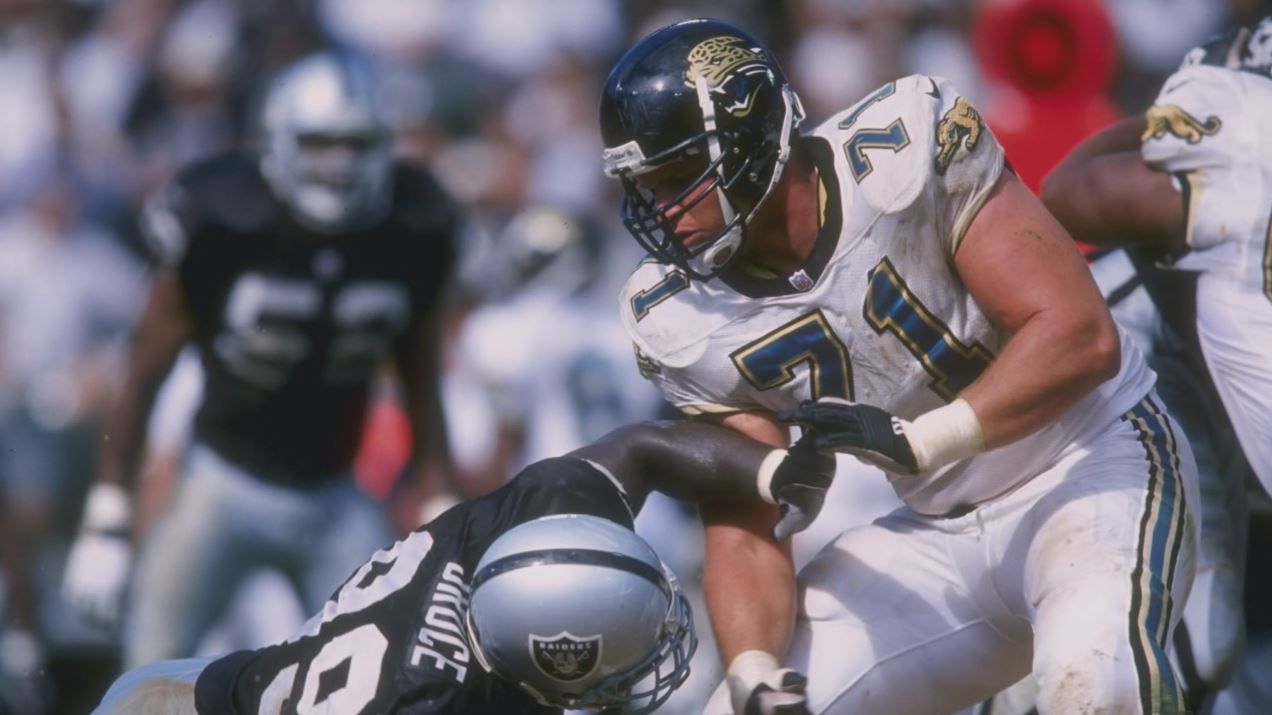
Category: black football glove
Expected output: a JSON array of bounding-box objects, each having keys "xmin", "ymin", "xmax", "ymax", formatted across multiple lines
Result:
[
  {"xmin": 728, "ymin": 651, "xmax": 812, "ymax": 715},
  {"xmin": 742, "ymin": 669, "xmax": 811, "ymax": 715},
  {"xmin": 779, "ymin": 397, "xmax": 919, "ymax": 475},
  {"xmin": 764, "ymin": 431, "xmax": 836, "ymax": 542}
]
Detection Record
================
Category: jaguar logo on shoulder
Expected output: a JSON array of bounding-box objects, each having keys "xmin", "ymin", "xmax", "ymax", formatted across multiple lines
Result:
[{"xmin": 529, "ymin": 631, "xmax": 602, "ymax": 682}]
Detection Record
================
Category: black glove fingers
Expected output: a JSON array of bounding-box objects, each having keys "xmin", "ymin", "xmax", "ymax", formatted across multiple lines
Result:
[{"xmin": 778, "ymin": 670, "xmax": 808, "ymax": 691}]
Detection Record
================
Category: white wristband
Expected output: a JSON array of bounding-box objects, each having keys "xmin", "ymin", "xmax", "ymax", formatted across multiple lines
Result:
[
  {"xmin": 755, "ymin": 449, "xmax": 788, "ymax": 505},
  {"xmin": 83, "ymin": 483, "xmax": 132, "ymax": 532},
  {"xmin": 726, "ymin": 649, "xmax": 780, "ymax": 695},
  {"xmin": 905, "ymin": 398, "xmax": 985, "ymax": 472}
]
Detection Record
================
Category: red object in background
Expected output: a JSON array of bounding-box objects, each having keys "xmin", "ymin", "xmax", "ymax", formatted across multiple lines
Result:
[
  {"xmin": 354, "ymin": 396, "xmax": 413, "ymax": 501},
  {"xmin": 974, "ymin": 0, "xmax": 1122, "ymax": 195}
]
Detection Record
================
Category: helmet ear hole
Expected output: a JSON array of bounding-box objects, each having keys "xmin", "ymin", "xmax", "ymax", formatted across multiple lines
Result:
[{"xmin": 467, "ymin": 514, "xmax": 697, "ymax": 713}]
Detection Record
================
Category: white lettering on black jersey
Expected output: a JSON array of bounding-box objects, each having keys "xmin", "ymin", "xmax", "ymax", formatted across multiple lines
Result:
[
  {"xmin": 410, "ymin": 561, "xmax": 471, "ymax": 683},
  {"xmin": 193, "ymin": 457, "xmax": 633, "ymax": 714}
]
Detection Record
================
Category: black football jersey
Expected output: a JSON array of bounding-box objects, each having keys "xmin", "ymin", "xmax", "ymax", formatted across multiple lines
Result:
[
  {"xmin": 193, "ymin": 457, "xmax": 634, "ymax": 714},
  {"xmin": 143, "ymin": 151, "xmax": 457, "ymax": 484}
]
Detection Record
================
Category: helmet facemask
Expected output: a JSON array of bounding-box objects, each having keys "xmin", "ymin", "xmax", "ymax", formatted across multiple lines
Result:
[
  {"xmin": 598, "ymin": 566, "xmax": 697, "ymax": 714},
  {"xmin": 260, "ymin": 54, "xmax": 394, "ymax": 234}
]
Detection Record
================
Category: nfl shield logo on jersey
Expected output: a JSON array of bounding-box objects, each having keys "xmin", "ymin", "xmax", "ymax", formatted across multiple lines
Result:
[
  {"xmin": 789, "ymin": 269, "xmax": 815, "ymax": 292},
  {"xmin": 530, "ymin": 631, "xmax": 602, "ymax": 682}
]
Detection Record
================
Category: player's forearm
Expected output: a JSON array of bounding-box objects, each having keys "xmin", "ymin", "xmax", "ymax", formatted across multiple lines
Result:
[
  {"xmin": 620, "ymin": 421, "xmax": 775, "ymax": 503},
  {"xmin": 1041, "ymin": 152, "xmax": 1183, "ymax": 249},
  {"xmin": 961, "ymin": 308, "xmax": 1119, "ymax": 449},
  {"xmin": 399, "ymin": 314, "xmax": 466, "ymax": 500},
  {"xmin": 411, "ymin": 412, "xmax": 457, "ymax": 496},
  {"xmin": 97, "ymin": 271, "xmax": 191, "ymax": 493},
  {"xmin": 96, "ymin": 374, "xmax": 165, "ymax": 492},
  {"xmin": 1040, "ymin": 155, "xmax": 1131, "ymax": 247},
  {"xmin": 698, "ymin": 413, "xmax": 797, "ymax": 662},
  {"xmin": 956, "ymin": 172, "xmax": 1124, "ymax": 451},
  {"xmin": 1041, "ymin": 117, "xmax": 1145, "ymax": 245},
  {"xmin": 701, "ymin": 504, "xmax": 796, "ymax": 664}
]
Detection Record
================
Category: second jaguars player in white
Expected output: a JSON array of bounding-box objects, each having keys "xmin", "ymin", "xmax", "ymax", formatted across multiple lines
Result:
[{"xmin": 1042, "ymin": 16, "xmax": 1272, "ymax": 712}]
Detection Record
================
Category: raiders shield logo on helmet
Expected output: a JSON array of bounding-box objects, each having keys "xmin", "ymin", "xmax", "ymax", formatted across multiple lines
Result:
[{"xmin": 530, "ymin": 631, "xmax": 603, "ymax": 682}]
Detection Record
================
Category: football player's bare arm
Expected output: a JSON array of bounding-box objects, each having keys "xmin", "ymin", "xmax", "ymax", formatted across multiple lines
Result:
[
  {"xmin": 700, "ymin": 412, "xmax": 796, "ymax": 665},
  {"xmin": 98, "ymin": 270, "xmax": 194, "ymax": 494},
  {"xmin": 64, "ymin": 270, "xmax": 192, "ymax": 625},
  {"xmin": 955, "ymin": 170, "xmax": 1121, "ymax": 449},
  {"xmin": 576, "ymin": 416, "xmax": 801, "ymax": 660},
  {"xmin": 393, "ymin": 302, "xmax": 466, "ymax": 525},
  {"xmin": 1041, "ymin": 116, "xmax": 1184, "ymax": 251},
  {"xmin": 572, "ymin": 420, "xmax": 778, "ymax": 509}
]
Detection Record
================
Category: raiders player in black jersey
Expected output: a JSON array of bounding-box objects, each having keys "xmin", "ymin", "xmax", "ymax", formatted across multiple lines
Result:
[
  {"xmin": 62, "ymin": 52, "xmax": 464, "ymax": 669},
  {"xmin": 91, "ymin": 419, "xmax": 834, "ymax": 714}
]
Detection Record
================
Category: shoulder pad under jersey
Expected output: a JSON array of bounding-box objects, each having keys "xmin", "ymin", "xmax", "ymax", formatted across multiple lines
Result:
[
  {"xmin": 623, "ymin": 256, "xmax": 722, "ymax": 366},
  {"xmin": 811, "ymin": 74, "xmax": 1004, "ymax": 252},
  {"xmin": 619, "ymin": 258, "xmax": 745, "ymax": 369},
  {"xmin": 140, "ymin": 152, "xmax": 275, "ymax": 265}
]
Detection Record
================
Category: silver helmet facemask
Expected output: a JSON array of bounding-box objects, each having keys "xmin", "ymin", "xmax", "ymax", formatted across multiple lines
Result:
[{"xmin": 261, "ymin": 53, "xmax": 393, "ymax": 233}]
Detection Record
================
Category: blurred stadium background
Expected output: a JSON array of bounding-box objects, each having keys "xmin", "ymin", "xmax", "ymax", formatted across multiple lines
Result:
[{"xmin": 1, "ymin": 0, "xmax": 1269, "ymax": 713}]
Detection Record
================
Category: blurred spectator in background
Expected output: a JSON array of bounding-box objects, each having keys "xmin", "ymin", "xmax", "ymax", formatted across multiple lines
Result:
[
  {"xmin": 0, "ymin": 162, "xmax": 145, "ymax": 713},
  {"xmin": 444, "ymin": 207, "xmax": 727, "ymax": 713},
  {"xmin": 58, "ymin": 51, "xmax": 465, "ymax": 683}
]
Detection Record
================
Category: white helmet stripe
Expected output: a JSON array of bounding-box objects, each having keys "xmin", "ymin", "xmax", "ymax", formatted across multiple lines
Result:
[{"xmin": 694, "ymin": 76, "xmax": 743, "ymax": 271}]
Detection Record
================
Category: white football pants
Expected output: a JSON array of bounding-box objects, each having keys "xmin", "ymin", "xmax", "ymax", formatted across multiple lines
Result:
[{"xmin": 707, "ymin": 395, "xmax": 1199, "ymax": 715}]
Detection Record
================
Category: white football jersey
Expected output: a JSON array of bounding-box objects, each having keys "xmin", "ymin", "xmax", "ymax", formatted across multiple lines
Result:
[
  {"xmin": 1141, "ymin": 40, "xmax": 1272, "ymax": 293},
  {"xmin": 620, "ymin": 75, "xmax": 1154, "ymax": 515},
  {"xmin": 1142, "ymin": 23, "xmax": 1272, "ymax": 491}
]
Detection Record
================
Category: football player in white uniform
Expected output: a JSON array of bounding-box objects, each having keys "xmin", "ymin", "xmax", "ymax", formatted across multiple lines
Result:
[
  {"xmin": 1041, "ymin": 17, "xmax": 1272, "ymax": 501},
  {"xmin": 600, "ymin": 18, "xmax": 1200, "ymax": 715},
  {"xmin": 1041, "ymin": 17, "xmax": 1272, "ymax": 712}
]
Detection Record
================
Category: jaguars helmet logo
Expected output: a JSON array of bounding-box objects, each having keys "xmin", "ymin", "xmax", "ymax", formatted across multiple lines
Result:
[
  {"xmin": 1142, "ymin": 105, "xmax": 1222, "ymax": 144},
  {"xmin": 530, "ymin": 631, "xmax": 602, "ymax": 683},
  {"xmin": 934, "ymin": 96, "xmax": 984, "ymax": 176},
  {"xmin": 685, "ymin": 36, "xmax": 771, "ymax": 117}
]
